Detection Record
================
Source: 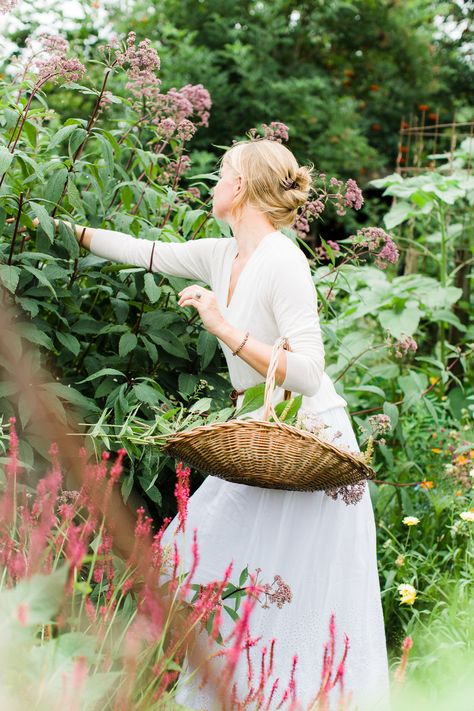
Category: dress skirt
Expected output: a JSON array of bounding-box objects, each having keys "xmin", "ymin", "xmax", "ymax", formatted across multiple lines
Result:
[{"xmin": 160, "ymin": 405, "xmax": 391, "ymax": 710}]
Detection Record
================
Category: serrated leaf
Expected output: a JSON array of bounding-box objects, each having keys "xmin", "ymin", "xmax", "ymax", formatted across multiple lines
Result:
[
  {"xmin": 67, "ymin": 175, "xmax": 83, "ymax": 213},
  {"xmin": 144, "ymin": 272, "xmax": 161, "ymax": 303},
  {"xmin": 30, "ymin": 203, "xmax": 55, "ymax": 243},
  {"xmin": 42, "ymin": 382, "xmax": 100, "ymax": 413},
  {"xmin": 58, "ymin": 220, "xmax": 80, "ymax": 257},
  {"xmin": 44, "ymin": 166, "xmax": 67, "ymax": 205},
  {"xmin": 132, "ymin": 382, "xmax": 166, "ymax": 406},
  {"xmin": 23, "ymin": 264, "xmax": 57, "ymax": 298},
  {"xmin": 48, "ymin": 124, "xmax": 80, "ymax": 150},
  {"xmin": 56, "ymin": 331, "xmax": 81, "ymax": 356},
  {"xmin": 148, "ymin": 330, "xmax": 189, "ymax": 359},
  {"xmin": 0, "ymin": 145, "xmax": 14, "ymax": 174},
  {"xmin": 0, "ymin": 264, "xmax": 20, "ymax": 293}
]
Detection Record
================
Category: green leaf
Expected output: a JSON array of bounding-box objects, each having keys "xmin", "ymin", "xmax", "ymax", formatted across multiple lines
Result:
[
  {"xmin": 382, "ymin": 401, "xmax": 399, "ymax": 430},
  {"xmin": 182, "ymin": 209, "xmax": 206, "ymax": 237},
  {"xmin": 148, "ymin": 330, "xmax": 189, "ymax": 359},
  {"xmin": 16, "ymin": 322, "xmax": 54, "ymax": 350},
  {"xmin": 67, "ymin": 175, "xmax": 84, "ymax": 214},
  {"xmin": 346, "ymin": 384, "xmax": 386, "ymax": 398},
  {"xmin": 0, "ymin": 146, "xmax": 14, "ymax": 174},
  {"xmin": 132, "ymin": 382, "xmax": 167, "ymax": 406},
  {"xmin": 235, "ymin": 383, "xmax": 265, "ymax": 416},
  {"xmin": 69, "ymin": 127, "xmax": 88, "ymax": 156},
  {"xmin": 77, "ymin": 368, "xmax": 125, "ymax": 384},
  {"xmin": 56, "ymin": 331, "xmax": 81, "ymax": 356},
  {"xmin": 197, "ymin": 329, "xmax": 217, "ymax": 369},
  {"xmin": 119, "ymin": 332, "xmax": 137, "ymax": 357},
  {"xmin": 144, "ymin": 272, "xmax": 162, "ymax": 303},
  {"xmin": 0, "ymin": 566, "xmax": 68, "ymax": 626},
  {"xmin": 0, "ymin": 264, "xmax": 20, "ymax": 293},
  {"xmin": 48, "ymin": 124, "xmax": 80, "ymax": 150},
  {"xmin": 44, "ymin": 166, "xmax": 68, "ymax": 205},
  {"xmin": 238, "ymin": 566, "xmax": 249, "ymax": 586},
  {"xmin": 378, "ymin": 305, "xmax": 421, "ymax": 338},
  {"xmin": 58, "ymin": 219, "xmax": 80, "ymax": 258},
  {"xmin": 223, "ymin": 605, "xmax": 240, "ymax": 622},
  {"xmin": 23, "ymin": 264, "xmax": 57, "ymax": 298},
  {"xmin": 188, "ymin": 397, "xmax": 212, "ymax": 413},
  {"xmin": 30, "ymin": 203, "xmax": 55, "ymax": 243},
  {"xmin": 42, "ymin": 382, "xmax": 100, "ymax": 413}
]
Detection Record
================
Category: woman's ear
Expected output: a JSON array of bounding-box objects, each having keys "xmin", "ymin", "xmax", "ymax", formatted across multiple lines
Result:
[{"xmin": 234, "ymin": 174, "xmax": 244, "ymax": 196}]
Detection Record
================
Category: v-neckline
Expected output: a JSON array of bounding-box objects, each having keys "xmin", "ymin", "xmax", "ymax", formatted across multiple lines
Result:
[{"xmin": 225, "ymin": 231, "xmax": 278, "ymax": 310}]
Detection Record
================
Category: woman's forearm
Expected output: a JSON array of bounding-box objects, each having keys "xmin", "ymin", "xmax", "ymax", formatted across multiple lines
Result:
[{"xmin": 214, "ymin": 321, "xmax": 288, "ymax": 389}]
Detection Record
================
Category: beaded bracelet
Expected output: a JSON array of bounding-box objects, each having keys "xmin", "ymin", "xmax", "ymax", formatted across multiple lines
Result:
[{"xmin": 232, "ymin": 330, "xmax": 250, "ymax": 356}]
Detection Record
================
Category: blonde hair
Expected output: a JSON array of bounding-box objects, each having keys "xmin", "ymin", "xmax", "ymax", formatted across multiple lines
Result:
[{"xmin": 219, "ymin": 138, "xmax": 314, "ymax": 229}]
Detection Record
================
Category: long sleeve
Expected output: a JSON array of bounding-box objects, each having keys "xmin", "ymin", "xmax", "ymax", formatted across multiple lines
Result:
[
  {"xmin": 268, "ymin": 249, "xmax": 325, "ymax": 398},
  {"xmin": 90, "ymin": 227, "xmax": 220, "ymax": 285}
]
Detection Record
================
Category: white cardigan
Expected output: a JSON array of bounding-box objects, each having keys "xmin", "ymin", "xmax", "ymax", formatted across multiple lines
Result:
[{"xmin": 90, "ymin": 227, "xmax": 348, "ymax": 414}]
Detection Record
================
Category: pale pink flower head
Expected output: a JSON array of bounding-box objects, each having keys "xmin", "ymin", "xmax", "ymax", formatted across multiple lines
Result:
[
  {"xmin": 261, "ymin": 121, "xmax": 289, "ymax": 143},
  {"xmin": 0, "ymin": 0, "xmax": 18, "ymax": 14},
  {"xmin": 179, "ymin": 83, "xmax": 212, "ymax": 126}
]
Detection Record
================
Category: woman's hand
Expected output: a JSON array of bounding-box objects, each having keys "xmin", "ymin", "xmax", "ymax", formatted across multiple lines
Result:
[{"xmin": 177, "ymin": 285, "xmax": 228, "ymax": 337}]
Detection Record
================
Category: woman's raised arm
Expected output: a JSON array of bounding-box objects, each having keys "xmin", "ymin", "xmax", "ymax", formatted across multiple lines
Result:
[{"xmin": 38, "ymin": 219, "xmax": 220, "ymax": 285}]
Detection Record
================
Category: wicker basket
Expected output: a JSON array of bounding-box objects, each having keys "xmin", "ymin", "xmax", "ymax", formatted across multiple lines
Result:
[{"xmin": 162, "ymin": 336, "xmax": 376, "ymax": 491}]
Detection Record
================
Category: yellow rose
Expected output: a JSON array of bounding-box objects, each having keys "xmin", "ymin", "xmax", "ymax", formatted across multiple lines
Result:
[
  {"xmin": 402, "ymin": 516, "xmax": 420, "ymax": 526},
  {"xmin": 398, "ymin": 583, "xmax": 417, "ymax": 605}
]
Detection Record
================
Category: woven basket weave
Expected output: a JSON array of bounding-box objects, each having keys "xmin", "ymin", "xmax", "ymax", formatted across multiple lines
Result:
[{"xmin": 162, "ymin": 336, "xmax": 375, "ymax": 491}]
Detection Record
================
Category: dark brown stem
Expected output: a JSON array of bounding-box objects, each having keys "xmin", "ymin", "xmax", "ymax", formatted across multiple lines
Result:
[
  {"xmin": 51, "ymin": 68, "xmax": 113, "ymax": 219},
  {"xmin": 7, "ymin": 192, "xmax": 24, "ymax": 266}
]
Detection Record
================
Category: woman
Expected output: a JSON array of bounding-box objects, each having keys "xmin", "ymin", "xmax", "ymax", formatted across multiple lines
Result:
[{"xmin": 53, "ymin": 138, "xmax": 391, "ymax": 710}]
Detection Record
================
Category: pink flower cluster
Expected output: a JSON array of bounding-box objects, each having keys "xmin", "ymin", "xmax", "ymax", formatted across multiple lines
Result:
[
  {"xmin": 113, "ymin": 31, "xmax": 161, "ymax": 99},
  {"xmin": 367, "ymin": 414, "xmax": 392, "ymax": 436},
  {"xmin": 15, "ymin": 33, "xmax": 86, "ymax": 88},
  {"xmin": 0, "ymin": 0, "xmax": 17, "ymax": 14},
  {"xmin": 260, "ymin": 574, "xmax": 293, "ymax": 609},
  {"xmin": 293, "ymin": 173, "xmax": 364, "ymax": 239},
  {"xmin": 391, "ymin": 333, "xmax": 418, "ymax": 359},
  {"xmin": 247, "ymin": 121, "xmax": 290, "ymax": 143},
  {"xmin": 152, "ymin": 84, "xmax": 212, "ymax": 140},
  {"xmin": 352, "ymin": 226, "xmax": 400, "ymax": 269}
]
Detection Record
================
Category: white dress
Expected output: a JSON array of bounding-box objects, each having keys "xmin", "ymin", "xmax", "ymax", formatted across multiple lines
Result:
[{"xmin": 90, "ymin": 227, "xmax": 391, "ymax": 710}]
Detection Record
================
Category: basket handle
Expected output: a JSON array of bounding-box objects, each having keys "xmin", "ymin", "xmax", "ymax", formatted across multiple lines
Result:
[{"xmin": 262, "ymin": 336, "xmax": 293, "ymax": 422}]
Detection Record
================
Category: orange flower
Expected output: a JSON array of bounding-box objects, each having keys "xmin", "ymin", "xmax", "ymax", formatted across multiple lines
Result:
[
  {"xmin": 431, "ymin": 448, "xmax": 442, "ymax": 454},
  {"xmin": 428, "ymin": 112, "xmax": 438, "ymax": 121},
  {"xmin": 420, "ymin": 480, "xmax": 434, "ymax": 489},
  {"xmin": 456, "ymin": 490, "xmax": 463, "ymax": 497},
  {"xmin": 400, "ymin": 145, "xmax": 408, "ymax": 153},
  {"xmin": 470, "ymin": 450, "xmax": 474, "ymax": 459},
  {"xmin": 418, "ymin": 104, "xmax": 429, "ymax": 111},
  {"xmin": 455, "ymin": 454, "xmax": 469, "ymax": 465},
  {"xmin": 401, "ymin": 121, "xmax": 409, "ymax": 129},
  {"xmin": 369, "ymin": 84, "xmax": 380, "ymax": 91}
]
